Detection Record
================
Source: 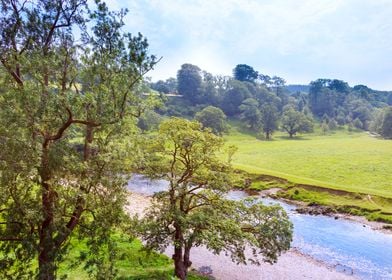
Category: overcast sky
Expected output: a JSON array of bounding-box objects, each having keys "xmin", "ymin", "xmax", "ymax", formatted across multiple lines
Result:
[{"xmin": 105, "ymin": 0, "xmax": 392, "ymax": 90}]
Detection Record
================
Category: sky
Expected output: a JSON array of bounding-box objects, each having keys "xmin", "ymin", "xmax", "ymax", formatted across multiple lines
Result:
[{"xmin": 105, "ymin": 0, "xmax": 392, "ymax": 90}]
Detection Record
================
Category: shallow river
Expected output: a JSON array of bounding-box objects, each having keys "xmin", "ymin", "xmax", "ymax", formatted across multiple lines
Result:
[{"xmin": 128, "ymin": 175, "xmax": 392, "ymax": 280}]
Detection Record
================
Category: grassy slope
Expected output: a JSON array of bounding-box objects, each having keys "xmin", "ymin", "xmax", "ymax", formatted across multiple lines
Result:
[
  {"xmin": 224, "ymin": 126, "xmax": 392, "ymax": 198},
  {"xmin": 59, "ymin": 236, "xmax": 207, "ymax": 280}
]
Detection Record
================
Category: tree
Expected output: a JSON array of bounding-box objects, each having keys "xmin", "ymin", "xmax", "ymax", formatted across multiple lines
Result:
[
  {"xmin": 221, "ymin": 80, "xmax": 251, "ymax": 116},
  {"xmin": 328, "ymin": 118, "xmax": 338, "ymax": 130},
  {"xmin": 0, "ymin": 1, "xmax": 156, "ymax": 279},
  {"xmin": 198, "ymin": 71, "xmax": 220, "ymax": 105},
  {"xmin": 239, "ymin": 98, "xmax": 262, "ymax": 131},
  {"xmin": 347, "ymin": 122, "xmax": 354, "ymax": 132},
  {"xmin": 260, "ymin": 105, "xmax": 279, "ymax": 140},
  {"xmin": 259, "ymin": 74, "xmax": 272, "ymax": 87},
  {"xmin": 271, "ymin": 76, "xmax": 286, "ymax": 94},
  {"xmin": 380, "ymin": 107, "xmax": 392, "ymax": 139},
  {"xmin": 233, "ymin": 64, "xmax": 258, "ymax": 83},
  {"xmin": 138, "ymin": 110, "xmax": 163, "ymax": 131},
  {"xmin": 281, "ymin": 108, "xmax": 314, "ymax": 138},
  {"xmin": 369, "ymin": 108, "xmax": 384, "ymax": 134},
  {"xmin": 336, "ymin": 111, "xmax": 346, "ymax": 125},
  {"xmin": 328, "ymin": 79, "xmax": 350, "ymax": 94},
  {"xmin": 254, "ymin": 85, "xmax": 281, "ymax": 108},
  {"xmin": 353, "ymin": 118, "xmax": 363, "ymax": 130},
  {"xmin": 151, "ymin": 78, "xmax": 177, "ymax": 94},
  {"xmin": 321, "ymin": 122, "xmax": 330, "ymax": 135},
  {"xmin": 177, "ymin": 64, "xmax": 202, "ymax": 103},
  {"xmin": 138, "ymin": 118, "xmax": 293, "ymax": 280},
  {"xmin": 195, "ymin": 106, "xmax": 227, "ymax": 135},
  {"xmin": 308, "ymin": 86, "xmax": 336, "ymax": 117},
  {"xmin": 388, "ymin": 93, "xmax": 392, "ymax": 106}
]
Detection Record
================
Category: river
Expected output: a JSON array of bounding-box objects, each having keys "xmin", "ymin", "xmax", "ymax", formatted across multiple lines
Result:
[{"xmin": 128, "ymin": 175, "xmax": 392, "ymax": 280}]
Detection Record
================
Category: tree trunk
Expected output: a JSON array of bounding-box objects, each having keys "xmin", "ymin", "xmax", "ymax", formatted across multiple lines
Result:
[
  {"xmin": 266, "ymin": 132, "xmax": 270, "ymax": 140},
  {"xmin": 38, "ymin": 244, "xmax": 56, "ymax": 280},
  {"xmin": 173, "ymin": 246, "xmax": 187, "ymax": 280},
  {"xmin": 38, "ymin": 145, "xmax": 57, "ymax": 280},
  {"xmin": 173, "ymin": 224, "xmax": 188, "ymax": 280},
  {"xmin": 184, "ymin": 245, "xmax": 192, "ymax": 271}
]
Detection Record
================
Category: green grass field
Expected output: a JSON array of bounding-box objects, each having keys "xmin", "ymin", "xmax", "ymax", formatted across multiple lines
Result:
[
  {"xmin": 224, "ymin": 126, "xmax": 392, "ymax": 198},
  {"xmin": 58, "ymin": 236, "xmax": 207, "ymax": 280}
]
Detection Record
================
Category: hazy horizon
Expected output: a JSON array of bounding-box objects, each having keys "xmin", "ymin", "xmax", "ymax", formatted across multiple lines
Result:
[{"xmin": 104, "ymin": 0, "xmax": 392, "ymax": 91}]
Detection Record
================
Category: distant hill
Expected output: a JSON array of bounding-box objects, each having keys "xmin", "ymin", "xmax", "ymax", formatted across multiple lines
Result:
[{"xmin": 285, "ymin": 84, "xmax": 310, "ymax": 93}]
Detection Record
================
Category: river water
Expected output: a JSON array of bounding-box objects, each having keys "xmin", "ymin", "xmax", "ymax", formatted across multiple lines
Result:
[{"xmin": 128, "ymin": 175, "xmax": 392, "ymax": 280}]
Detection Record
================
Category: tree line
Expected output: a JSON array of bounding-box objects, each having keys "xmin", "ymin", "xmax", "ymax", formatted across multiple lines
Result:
[{"xmin": 150, "ymin": 64, "xmax": 392, "ymax": 139}]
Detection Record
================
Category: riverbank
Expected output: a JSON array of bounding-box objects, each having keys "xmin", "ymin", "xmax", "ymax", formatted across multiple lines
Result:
[
  {"xmin": 255, "ymin": 187, "xmax": 392, "ymax": 234},
  {"xmin": 238, "ymin": 171, "xmax": 392, "ymax": 227},
  {"xmin": 126, "ymin": 192, "xmax": 356, "ymax": 280}
]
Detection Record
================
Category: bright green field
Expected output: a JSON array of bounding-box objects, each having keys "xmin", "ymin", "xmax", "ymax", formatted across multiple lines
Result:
[
  {"xmin": 224, "ymin": 127, "xmax": 392, "ymax": 198},
  {"xmin": 58, "ymin": 236, "xmax": 207, "ymax": 280}
]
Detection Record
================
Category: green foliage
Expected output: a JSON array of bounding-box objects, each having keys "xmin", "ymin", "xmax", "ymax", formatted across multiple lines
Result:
[
  {"xmin": 328, "ymin": 118, "xmax": 338, "ymax": 130},
  {"xmin": 138, "ymin": 110, "xmax": 164, "ymax": 131},
  {"xmin": 195, "ymin": 106, "xmax": 227, "ymax": 135},
  {"xmin": 177, "ymin": 64, "xmax": 202, "ymax": 103},
  {"xmin": 221, "ymin": 80, "xmax": 251, "ymax": 116},
  {"xmin": 0, "ymin": 1, "xmax": 156, "ymax": 278},
  {"xmin": 138, "ymin": 118, "xmax": 292, "ymax": 279},
  {"xmin": 320, "ymin": 122, "xmax": 330, "ymax": 135},
  {"xmin": 239, "ymin": 98, "xmax": 262, "ymax": 131},
  {"xmin": 380, "ymin": 106, "xmax": 392, "ymax": 139},
  {"xmin": 353, "ymin": 118, "xmax": 363, "ymax": 130},
  {"xmin": 369, "ymin": 108, "xmax": 384, "ymax": 134},
  {"xmin": 151, "ymin": 78, "xmax": 177, "ymax": 94},
  {"xmin": 260, "ymin": 104, "xmax": 279, "ymax": 139},
  {"xmin": 58, "ymin": 236, "xmax": 209, "ymax": 280},
  {"xmin": 369, "ymin": 106, "xmax": 392, "ymax": 138},
  {"xmin": 307, "ymin": 78, "xmax": 380, "ymax": 127},
  {"xmin": 281, "ymin": 108, "xmax": 314, "ymax": 138},
  {"xmin": 388, "ymin": 93, "xmax": 392, "ymax": 106},
  {"xmin": 233, "ymin": 64, "xmax": 258, "ymax": 82},
  {"xmin": 309, "ymin": 86, "xmax": 336, "ymax": 117},
  {"xmin": 347, "ymin": 122, "xmax": 355, "ymax": 132}
]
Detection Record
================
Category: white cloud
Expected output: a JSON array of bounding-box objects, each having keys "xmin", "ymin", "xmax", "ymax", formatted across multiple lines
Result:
[{"xmin": 104, "ymin": 0, "xmax": 392, "ymax": 89}]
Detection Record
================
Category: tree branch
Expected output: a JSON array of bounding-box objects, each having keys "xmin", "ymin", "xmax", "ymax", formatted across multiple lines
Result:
[
  {"xmin": 0, "ymin": 237, "xmax": 23, "ymax": 242},
  {"xmin": 1, "ymin": 58, "xmax": 24, "ymax": 86}
]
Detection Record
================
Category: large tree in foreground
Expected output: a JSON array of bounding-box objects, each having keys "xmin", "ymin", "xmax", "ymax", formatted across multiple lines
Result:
[
  {"xmin": 139, "ymin": 118, "xmax": 292, "ymax": 280},
  {"xmin": 0, "ymin": 1, "xmax": 156, "ymax": 279}
]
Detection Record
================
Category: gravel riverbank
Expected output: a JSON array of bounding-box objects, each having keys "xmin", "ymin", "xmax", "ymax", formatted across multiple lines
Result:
[{"xmin": 126, "ymin": 192, "xmax": 355, "ymax": 280}]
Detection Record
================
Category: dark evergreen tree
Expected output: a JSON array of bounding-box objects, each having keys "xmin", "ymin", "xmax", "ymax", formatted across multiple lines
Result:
[
  {"xmin": 233, "ymin": 64, "xmax": 258, "ymax": 82},
  {"xmin": 177, "ymin": 63, "xmax": 202, "ymax": 103}
]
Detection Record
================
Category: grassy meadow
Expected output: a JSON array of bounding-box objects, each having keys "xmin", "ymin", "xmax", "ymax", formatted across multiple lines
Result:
[
  {"xmin": 224, "ymin": 125, "xmax": 392, "ymax": 199},
  {"xmin": 58, "ymin": 236, "xmax": 207, "ymax": 280}
]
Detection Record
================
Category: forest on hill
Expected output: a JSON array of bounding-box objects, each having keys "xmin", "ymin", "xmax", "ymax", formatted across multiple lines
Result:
[{"xmin": 148, "ymin": 63, "xmax": 392, "ymax": 139}]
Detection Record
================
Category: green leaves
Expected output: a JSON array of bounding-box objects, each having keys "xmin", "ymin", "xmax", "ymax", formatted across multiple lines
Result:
[
  {"xmin": 137, "ymin": 118, "xmax": 293, "ymax": 278},
  {"xmin": 281, "ymin": 107, "xmax": 314, "ymax": 138},
  {"xmin": 0, "ymin": 0, "xmax": 157, "ymax": 278}
]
